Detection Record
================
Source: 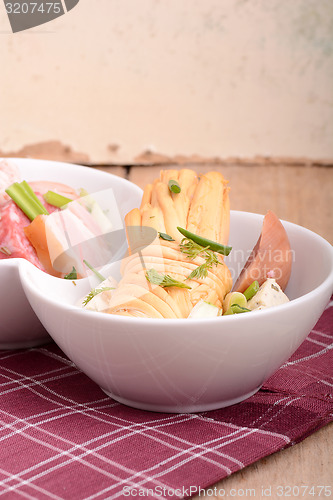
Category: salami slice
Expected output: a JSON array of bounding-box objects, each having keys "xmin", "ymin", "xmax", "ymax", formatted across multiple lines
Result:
[{"xmin": 0, "ymin": 194, "xmax": 59, "ymax": 270}]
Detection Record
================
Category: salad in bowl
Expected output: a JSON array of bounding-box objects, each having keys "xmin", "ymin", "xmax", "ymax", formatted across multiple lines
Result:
[
  {"xmin": 79, "ymin": 169, "xmax": 293, "ymax": 318},
  {"xmin": 0, "ymin": 158, "xmax": 142, "ymax": 349},
  {"xmin": 3, "ymin": 163, "xmax": 332, "ymax": 412}
]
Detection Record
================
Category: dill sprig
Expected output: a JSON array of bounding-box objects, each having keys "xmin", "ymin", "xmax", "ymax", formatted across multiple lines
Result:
[
  {"xmin": 180, "ymin": 239, "xmax": 210, "ymax": 260},
  {"xmin": 180, "ymin": 238, "xmax": 222, "ymax": 280},
  {"xmin": 146, "ymin": 268, "xmax": 191, "ymax": 289},
  {"xmin": 82, "ymin": 287, "xmax": 113, "ymax": 307}
]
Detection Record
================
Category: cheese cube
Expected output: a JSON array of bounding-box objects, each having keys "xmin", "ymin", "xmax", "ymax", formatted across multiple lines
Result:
[{"xmin": 247, "ymin": 279, "xmax": 289, "ymax": 311}]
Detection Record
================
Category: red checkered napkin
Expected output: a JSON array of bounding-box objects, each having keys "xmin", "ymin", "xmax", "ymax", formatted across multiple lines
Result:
[{"xmin": 0, "ymin": 299, "xmax": 332, "ymax": 500}]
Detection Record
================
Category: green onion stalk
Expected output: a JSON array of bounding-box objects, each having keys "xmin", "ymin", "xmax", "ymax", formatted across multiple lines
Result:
[{"xmin": 5, "ymin": 181, "xmax": 49, "ymax": 221}]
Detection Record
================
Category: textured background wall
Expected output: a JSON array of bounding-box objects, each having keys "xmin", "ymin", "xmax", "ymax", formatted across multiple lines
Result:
[{"xmin": 0, "ymin": 0, "xmax": 332, "ymax": 163}]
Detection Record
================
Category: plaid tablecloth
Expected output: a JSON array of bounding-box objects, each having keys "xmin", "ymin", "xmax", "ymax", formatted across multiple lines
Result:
[{"xmin": 0, "ymin": 299, "xmax": 332, "ymax": 500}]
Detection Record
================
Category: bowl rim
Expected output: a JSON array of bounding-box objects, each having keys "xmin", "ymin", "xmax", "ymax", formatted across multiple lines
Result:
[
  {"xmin": 19, "ymin": 210, "xmax": 333, "ymax": 325},
  {"xmin": 0, "ymin": 156, "xmax": 141, "ymax": 190}
]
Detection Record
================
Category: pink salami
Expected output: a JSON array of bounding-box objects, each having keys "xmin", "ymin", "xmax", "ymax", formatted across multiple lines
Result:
[{"xmin": 0, "ymin": 194, "xmax": 59, "ymax": 270}]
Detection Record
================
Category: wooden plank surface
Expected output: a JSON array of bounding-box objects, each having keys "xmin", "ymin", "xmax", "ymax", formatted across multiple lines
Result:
[
  {"xmin": 128, "ymin": 164, "xmax": 333, "ymax": 243},
  {"xmin": 192, "ymin": 423, "xmax": 333, "ymax": 499},
  {"xmin": 97, "ymin": 163, "xmax": 332, "ymax": 498}
]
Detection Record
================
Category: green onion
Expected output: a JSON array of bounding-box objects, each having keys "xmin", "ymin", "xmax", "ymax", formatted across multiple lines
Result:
[
  {"xmin": 83, "ymin": 259, "xmax": 106, "ymax": 282},
  {"xmin": 223, "ymin": 304, "xmax": 251, "ymax": 315},
  {"xmin": 223, "ymin": 292, "xmax": 247, "ymax": 311},
  {"xmin": 177, "ymin": 227, "xmax": 232, "ymax": 256},
  {"xmin": 168, "ymin": 179, "xmax": 181, "ymax": 194},
  {"xmin": 5, "ymin": 181, "xmax": 49, "ymax": 221},
  {"xmin": 44, "ymin": 190, "xmax": 72, "ymax": 208},
  {"xmin": 21, "ymin": 181, "xmax": 49, "ymax": 215},
  {"xmin": 158, "ymin": 232, "xmax": 175, "ymax": 241},
  {"xmin": 243, "ymin": 280, "xmax": 259, "ymax": 301},
  {"xmin": 64, "ymin": 266, "xmax": 78, "ymax": 280}
]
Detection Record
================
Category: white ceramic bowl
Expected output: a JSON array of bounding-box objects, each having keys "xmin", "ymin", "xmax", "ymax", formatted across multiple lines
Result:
[
  {"xmin": 0, "ymin": 158, "xmax": 143, "ymax": 349},
  {"xmin": 20, "ymin": 211, "xmax": 333, "ymax": 412}
]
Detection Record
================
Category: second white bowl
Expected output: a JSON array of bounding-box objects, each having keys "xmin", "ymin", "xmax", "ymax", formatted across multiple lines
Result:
[{"xmin": 0, "ymin": 158, "xmax": 142, "ymax": 349}]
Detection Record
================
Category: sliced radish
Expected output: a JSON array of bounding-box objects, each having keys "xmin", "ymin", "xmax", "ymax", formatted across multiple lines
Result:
[{"xmin": 233, "ymin": 210, "xmax": 292, "ymax": 292}]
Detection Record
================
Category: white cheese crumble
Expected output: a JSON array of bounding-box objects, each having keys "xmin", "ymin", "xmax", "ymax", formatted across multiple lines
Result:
[{"xmin": 247, "ymin": 278, "xmax": 289, "ymax": 311}]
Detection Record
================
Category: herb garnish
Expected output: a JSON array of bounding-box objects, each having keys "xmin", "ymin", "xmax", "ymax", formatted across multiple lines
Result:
[
  {"xmin": 158, "ymin": 232, "xmax": 175, "ymax": 241},
  {"xmin": 146, "ymin": 268, "xmax": 191, "ymax": 289},
  {"xmin": 82, "ymin": 287, "xmax": 113, "ymax": 307},
  {"xmin": 64, "ymin": 266, "xmax": 78, "ymax": 280},
  {"xmin": 179, "ymin": 238, "xmax": 221, "ymax": 280}
]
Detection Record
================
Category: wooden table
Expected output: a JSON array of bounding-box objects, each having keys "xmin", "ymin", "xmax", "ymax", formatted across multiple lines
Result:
[{"xmin": 96, "ymin": 161, "xmax": 333, "ymax": 499}]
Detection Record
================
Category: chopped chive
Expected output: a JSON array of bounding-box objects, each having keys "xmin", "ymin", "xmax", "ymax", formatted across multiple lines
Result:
[
  {"xmin": 168, "ymin": 179, "xmax": 181, "ymax": 194},
  {"xmin": 158, "ymin": 232, "xmax": 175, "ymax": 241},
  {"xmin": 223, "ymin": 304, "xmax": 251, "ymax": 316},
  {"xmin": 223, "ymin": 291, "xmax": 247, "ymax": 311},
  {"xmin": 64, "ymin": 266, "xmax": 78, "ymax": 280},
  {"xmin": 5, "ymin": 182, "xmax": 48, "ymax": 221},
  {"xmin": 83, "ymin": 259, "xmax": 106, "ymax": 282},
  {"xmin": 243, "ymin": 280, "xmax": 259, "ymax": 301},
  {"xmin": 223, "ymin": 304, "xmax": 251, "ymax": 315},
  {"xmin": 44, "ymin": 190, "xmax": 72, "ymax": 208},
  {"xmin": 177, "ymin": 227, "xmax": 232, "ymax": 256},
  {"xmin": 231, "ymin": 304, "xmax": 250, "ymax": 313}
]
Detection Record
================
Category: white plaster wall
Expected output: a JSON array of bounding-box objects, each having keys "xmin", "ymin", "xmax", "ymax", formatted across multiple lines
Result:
[{"xmin": 0, "ymin": 0, "xmax": 332, "ymax": 162}]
